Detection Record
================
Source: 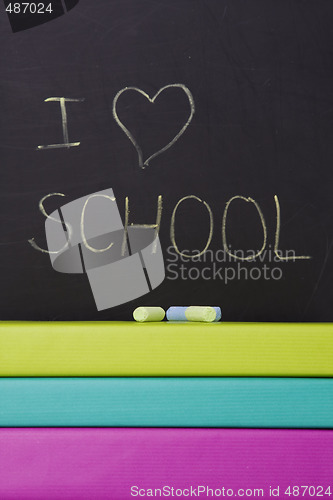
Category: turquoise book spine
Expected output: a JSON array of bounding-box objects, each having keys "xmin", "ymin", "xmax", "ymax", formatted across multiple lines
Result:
[{"xmin": 0, "ymin": 377, "xmax": 332, "ymax": 428}]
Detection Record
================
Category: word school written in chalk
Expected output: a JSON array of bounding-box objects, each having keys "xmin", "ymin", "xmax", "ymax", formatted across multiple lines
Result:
[{"xmin": 30, "ymin": 193, "xmax": 311, "ymax": 262}]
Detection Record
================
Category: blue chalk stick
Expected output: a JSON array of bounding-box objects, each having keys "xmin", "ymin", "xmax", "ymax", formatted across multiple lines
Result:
[
  {"xmin": 166, "ymin": 306, "xmax": 187, "ymax": 321},
  {"xmin": 166, "ymin": 306, "xmax": 221, "ymax": 322}
]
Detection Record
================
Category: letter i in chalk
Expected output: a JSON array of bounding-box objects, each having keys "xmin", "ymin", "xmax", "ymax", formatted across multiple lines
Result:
[{"xmin": 166, "ymin": 306, "xmax": 221, "ymax": 322}]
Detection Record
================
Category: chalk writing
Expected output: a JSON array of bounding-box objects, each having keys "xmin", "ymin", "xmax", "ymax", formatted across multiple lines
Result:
[
  {"xmin": 171, "ymin": 195, "xmax": 214, "ymax": 259},
  {"xmin": 80, "ymin": 194, "xmax": 116, "ymax": 253},
  {"xmin": 122, "ymin": 195, "xmax": 163, "ymax": 255},
  {"xmin": 37, "ymin": 97, "xmax": 85, "ymax": 150},
  {"xmin": 274, "ymin": 195, "xmax": 311, "ymax": 261},
  {"xmin": 30, "ymin": 193, "xmax": 311, "ymax": 263},
  {"xmin": 222, "ymin": 196, "xmax": 267, "ymax": 261},
  {"xmin": 28, "ymin": 193, "xmax": 71, "ymax": 254}
]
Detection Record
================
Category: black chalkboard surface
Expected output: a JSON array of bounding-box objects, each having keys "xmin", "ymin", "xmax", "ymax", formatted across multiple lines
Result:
[{"xmin": 1, "ymin": 0, "xmax": 332, "ymax": 321}]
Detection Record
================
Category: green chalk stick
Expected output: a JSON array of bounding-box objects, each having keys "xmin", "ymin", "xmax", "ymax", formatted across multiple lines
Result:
[
  {"xmin": 185, "ymin": 306, "xmax": 217, "ymax": 322},
  {"xmin": 133, "ymin": 307, "xmax": 165, "ymax": 322}
]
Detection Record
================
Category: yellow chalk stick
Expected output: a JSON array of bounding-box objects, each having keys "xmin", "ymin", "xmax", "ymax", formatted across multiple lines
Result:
[
  {"xmin": 185, "ymin": 306, "xmax": 217, "ymax": 322},
  {"xmin": 133, "ymin": 307, "xmax": 165, "ymax": 322}
]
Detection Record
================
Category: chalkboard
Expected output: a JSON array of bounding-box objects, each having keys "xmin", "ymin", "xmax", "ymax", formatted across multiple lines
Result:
[{"xmin": 1, "ymin": 0, "xmax": 332, "ymax": 321}]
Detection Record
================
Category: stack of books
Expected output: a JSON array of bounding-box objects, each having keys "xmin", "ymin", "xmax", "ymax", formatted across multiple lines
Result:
[{"xmin": 0, "ymin": 321, "xmax": 332, "ymax": 498}]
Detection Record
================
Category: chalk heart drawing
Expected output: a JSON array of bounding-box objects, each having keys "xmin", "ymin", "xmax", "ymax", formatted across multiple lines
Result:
[{"xmin": 112, "ymin": 83, "xmax": 195, "ymax": 169}]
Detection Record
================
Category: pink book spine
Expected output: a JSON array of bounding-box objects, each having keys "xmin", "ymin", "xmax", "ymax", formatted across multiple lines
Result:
[{"xmin": 0, "ymin": 428, "xmax": 332, "ymax": 499}]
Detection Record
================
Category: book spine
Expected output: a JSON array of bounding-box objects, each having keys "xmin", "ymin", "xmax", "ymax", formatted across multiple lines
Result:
[
  {"xmin": 0, "ymin": 322, "xmax": 332, "ymax": 376},
  {"xmin": 0, "ymin": 377, "xmax": 332, "ymax": 427},
  {"xmin": 0, "ymin": 429, "xmax": 332, "ymax": 499}
]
